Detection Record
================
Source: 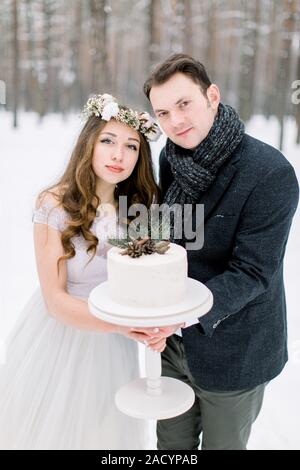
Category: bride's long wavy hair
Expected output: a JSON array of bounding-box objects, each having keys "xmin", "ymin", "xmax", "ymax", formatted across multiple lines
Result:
[{"xmin": 36, "ymin": 112, "xmax": 161, "ymax": 272}]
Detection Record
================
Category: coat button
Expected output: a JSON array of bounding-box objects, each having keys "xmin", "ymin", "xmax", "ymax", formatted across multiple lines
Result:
[{"xmin": 213, "ymin": 320, "xmax": 221, "ymax": 329}]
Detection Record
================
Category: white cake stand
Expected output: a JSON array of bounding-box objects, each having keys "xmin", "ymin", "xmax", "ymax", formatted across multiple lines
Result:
[{"xmin": 88, "ymin": 278, "xmax": 213, "ymax": 420}]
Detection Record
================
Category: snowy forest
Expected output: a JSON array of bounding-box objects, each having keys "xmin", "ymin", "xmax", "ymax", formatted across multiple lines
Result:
[{"xmin": 1, "ymin": 0, "xmax": 300, "ymax": 149}]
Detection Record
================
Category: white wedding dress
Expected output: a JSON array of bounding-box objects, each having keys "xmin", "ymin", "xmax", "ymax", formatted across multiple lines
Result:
[{"xmin": 0, "ymin": 198, "xmax": 147, "ymax": 450}]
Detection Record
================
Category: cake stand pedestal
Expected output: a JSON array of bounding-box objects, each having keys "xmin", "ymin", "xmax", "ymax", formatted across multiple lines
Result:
[{"xmin": 88, "ymin": 278, "xmax": 213, "ymax": 420}]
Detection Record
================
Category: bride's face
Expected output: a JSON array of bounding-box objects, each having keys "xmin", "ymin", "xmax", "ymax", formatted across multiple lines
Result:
[{"xmin": 92, "ymin": 120, "xmax": 140, "ymax": 185}]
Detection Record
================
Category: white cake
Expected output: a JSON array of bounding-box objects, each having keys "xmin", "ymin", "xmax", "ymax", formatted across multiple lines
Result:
[{"xmin": 107, "ymin": 243, "xmax": 188, "ymax": 308}]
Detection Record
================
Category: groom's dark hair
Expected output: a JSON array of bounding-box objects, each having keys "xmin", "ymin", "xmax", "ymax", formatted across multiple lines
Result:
[{"xmin": 143, "ymin": 53, "xmax": 212, "ymax": 99}]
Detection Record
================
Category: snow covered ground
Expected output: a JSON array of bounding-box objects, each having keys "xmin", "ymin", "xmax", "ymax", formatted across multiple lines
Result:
[{"xmin": 0, "ymin": 111, "xmax": 299, "ymax": 449}]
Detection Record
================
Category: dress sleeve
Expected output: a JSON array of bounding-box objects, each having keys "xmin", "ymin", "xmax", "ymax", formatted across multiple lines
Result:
[{"xmin": 32, "ymin": 195, "xmax": 66, "ymax": 232}]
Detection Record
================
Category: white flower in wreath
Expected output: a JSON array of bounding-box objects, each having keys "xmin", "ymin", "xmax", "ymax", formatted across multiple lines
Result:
[
  {"xmin": 101, "ymin": 93, "xmax": 115, "ymax": 106},
  {"xmin": 139, "ymin": 112, "xmax": 154, "ymax": 129},
  {"xmin": 146, "ymin": 128, "xmax": 162, "ymax": 142},
  {"xmin": 101, "ymin": 102, "xmax": 120, "ymax": 121}
]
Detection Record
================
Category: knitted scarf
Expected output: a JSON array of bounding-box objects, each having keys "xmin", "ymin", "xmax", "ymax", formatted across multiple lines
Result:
[{"xmin": 164, "ymin": 103, "xmax": 245, "ymax": 206}]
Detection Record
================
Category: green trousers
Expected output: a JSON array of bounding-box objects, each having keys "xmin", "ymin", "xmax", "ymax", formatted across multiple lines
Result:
[{"xmin": 157, "ymin": 334, "xmax": 266, "ymax": 450}]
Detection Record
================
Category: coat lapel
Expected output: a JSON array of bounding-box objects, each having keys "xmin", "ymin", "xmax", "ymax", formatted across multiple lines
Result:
[
  {"xmin": 160, "ymin": 138, "xmax": 244, "ymax": 239},
  {"xmin": 188, "ymin": 150, "xmax": 242, "ymax": 238},
  {"xmin": 200, "ymin": 161, "xmax": 238, "ymax": 221}
]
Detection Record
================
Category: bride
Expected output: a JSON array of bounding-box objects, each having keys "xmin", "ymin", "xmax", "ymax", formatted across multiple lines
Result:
[{"xmin": 0, "ymin": 94, "xmax": 167, "ymax": 450}]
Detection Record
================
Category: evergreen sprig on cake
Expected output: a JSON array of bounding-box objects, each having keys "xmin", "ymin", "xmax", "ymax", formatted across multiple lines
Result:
[{"xmin": 108, "ymin": 215, "xmax": 171, "ymax": 258}]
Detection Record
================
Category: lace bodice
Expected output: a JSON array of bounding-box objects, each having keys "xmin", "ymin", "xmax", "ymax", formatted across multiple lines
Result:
[{"xmin": 32, "ymin": 199, "xmax": 122, "ymax": 299}]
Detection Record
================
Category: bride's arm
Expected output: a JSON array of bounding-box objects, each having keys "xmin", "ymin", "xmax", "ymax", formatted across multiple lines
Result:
[
  {"xmin": 33, "ymin": 220, "xmax": 117, "ymax": 332},
  {"xmin": 33, "ymin": 219, "xmax": 155, "ymax": 344}
]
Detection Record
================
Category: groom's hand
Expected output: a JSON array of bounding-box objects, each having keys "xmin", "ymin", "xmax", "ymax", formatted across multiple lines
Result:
[
  {"xmin": 116, "ymin": 325, "xmax": 161, "ymax": 345},
  {"xmin": 133, "ymin": 323, "xmax": 185, "ymax": 340},
  {"xmin": 141, "ymin": 324, "xmax": 184, "ymax": 353}
]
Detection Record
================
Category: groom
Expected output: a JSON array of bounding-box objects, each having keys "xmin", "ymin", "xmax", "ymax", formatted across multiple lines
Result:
[{"xmin": 141, "ymin": 54, "xmax": 299, "ymax": 450}]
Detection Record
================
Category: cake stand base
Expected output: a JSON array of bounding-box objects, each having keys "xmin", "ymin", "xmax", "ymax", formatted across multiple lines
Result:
[{"xmin": 115, "ymin": 377, "xmax": 195, "ymax": 420}]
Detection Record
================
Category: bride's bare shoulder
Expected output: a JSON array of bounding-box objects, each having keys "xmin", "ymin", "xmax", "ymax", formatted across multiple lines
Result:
[{"xmin": 35, "ymin": 185, "xmax": 67, "ymax": 210}]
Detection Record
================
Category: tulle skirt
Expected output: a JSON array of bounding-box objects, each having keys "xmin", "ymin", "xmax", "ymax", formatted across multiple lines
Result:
[{"xmin": 0, "ymin": 287, "xmax": 147, "ymax": 450}]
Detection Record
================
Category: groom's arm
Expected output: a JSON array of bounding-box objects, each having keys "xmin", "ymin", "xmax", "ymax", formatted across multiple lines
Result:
[{"xmin": 197, "ymin": 163, "xmax": 299, "ymax": 337}]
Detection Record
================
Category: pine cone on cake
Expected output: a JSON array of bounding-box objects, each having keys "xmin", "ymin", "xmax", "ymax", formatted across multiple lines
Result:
[
  {"xmin": 115, "ymin": 236, "xmax": 170, "ymax": 258},
  {"xmin": 154, "ymin": 240, "xmax": 170, "ymax": 254},
  {"xmin": 122, "ymin": 241, "xmax": 144, "ymax": 258},
  {"xmin": 142, "ymin": 238, "xmax": 156, "ymax": 254}
]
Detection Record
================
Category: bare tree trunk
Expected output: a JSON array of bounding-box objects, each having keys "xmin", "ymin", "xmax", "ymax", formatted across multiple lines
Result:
[
  {"xmin": 39, "ymin": 0, "xmax": 55, "ymax": 117},
  {"xmin": 70, "ymin": 0, "xmax": 84, "ymax": 108},
  {"xmin": 172, "ymin": 0, "xmax": 185, "ymax": 53},
  {"xmin": 238, "ymin": 0, "xmax": 260, "ymax": 122},
  {"xmin": 183, "ymin": 0, "xmax": 193, "ymax": 54},
  {"xmin": 205, "ymin": 0, "xmax": 217, "ymax": 79},
  {"xmin": 89, "ymin": 0, "xmax": 109, "ymax": 93},
  {"xmin": 276, "ymin": 0, "xmax": 295, "ymax": 149},
  {"xmin": 262, "ymin": 0, "xmax": 277, "ymax": 119},
  {"xmin": 223, "ymin": 0, "xmax": 243, "ymax": 108},
  {"xmin": 12, "ymin": 0, "xmax": 19, "ymax": 128},
  {"xmin": 148, "ymin": 0, "xmax": 161, "ymax": 69}
]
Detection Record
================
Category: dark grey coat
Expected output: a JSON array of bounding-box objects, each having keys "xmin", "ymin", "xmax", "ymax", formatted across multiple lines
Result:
[{"xmin": 159, "ymin": 133, "xmax": 299, "ymax": 391}]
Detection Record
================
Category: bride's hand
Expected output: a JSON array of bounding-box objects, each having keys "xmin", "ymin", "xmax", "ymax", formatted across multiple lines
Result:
[
  {"xmin": 132, "ymin": 324, "xmax": 185, "ymax": 340},
  {"xmin": 115, "ymin": 325, "xmax": 161, "ymax": 345}
]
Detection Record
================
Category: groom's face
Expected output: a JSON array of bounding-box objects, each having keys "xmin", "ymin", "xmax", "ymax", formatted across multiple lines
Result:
[{"xmin": 149, "ymin": 72, "xmax": 219, "ymax": 149}]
